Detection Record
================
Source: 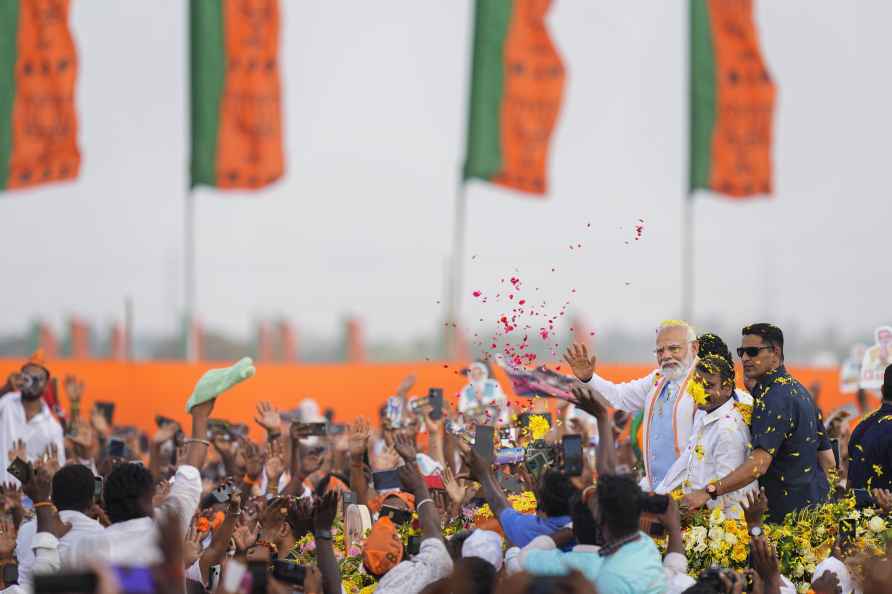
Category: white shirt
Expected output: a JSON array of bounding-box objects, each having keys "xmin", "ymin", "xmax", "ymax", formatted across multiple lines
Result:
[
  {"xmin": 16, "ymin": 510, "xmax": 103, "ymax": 588},
  {"xmin": 0, "ymin": 394, "xmax": 65, "ymax": 483},
  {"xmin": 655, "ymin": 397, "xmax": 756, "ymax": 517},
  {"xmin": 32, "ymin": 465, "xmax": 202, "ymax": 569},
  {"xmin": 374, "ymin": 538, "xmax": 453, "ymax": 594}
]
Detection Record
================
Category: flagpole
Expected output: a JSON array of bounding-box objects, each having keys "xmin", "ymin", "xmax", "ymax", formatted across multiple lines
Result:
[
  {"xmin": 681, "ymin": 0, "xmax": 693, "ymax": 323},
  {"xmin": 447, "ymin": 182, "xmax": 468, "ymax": 359},
  {"xmin": 184, "ymin": 188, "xmax": 197, "ymax": 362}
]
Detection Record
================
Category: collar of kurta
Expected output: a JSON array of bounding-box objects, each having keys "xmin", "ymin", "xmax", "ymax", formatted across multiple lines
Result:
[{"xmin": 701, "ymin": 397, "xmax": 737, "ymax": 426}]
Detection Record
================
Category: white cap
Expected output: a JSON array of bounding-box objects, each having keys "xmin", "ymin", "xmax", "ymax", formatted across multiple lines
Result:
[
  {"xmin": 812, "ymin": 556, "xmax": 854, "ymax": 594},
  {"xmin": 462, "ymin": 529, "xmax": 504, "ymax": 571}
]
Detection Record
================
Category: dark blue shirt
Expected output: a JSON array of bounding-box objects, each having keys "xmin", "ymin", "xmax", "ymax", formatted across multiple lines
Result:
[
  {"xmin": 847, "ymin": 402, "xmax": 892, "ymax": 492},
  {"xmin": 750, "ymin": 366, "xmax": 830, "ymax": 523}
]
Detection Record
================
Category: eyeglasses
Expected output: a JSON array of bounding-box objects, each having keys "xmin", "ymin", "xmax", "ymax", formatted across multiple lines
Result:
[
  {"xmin": 736, "ymin": 346, "xmax": 773, "ymax": 358},
  {"xmin": 653, "ymin": 344, "xmax": 687, "ymax": 356}
]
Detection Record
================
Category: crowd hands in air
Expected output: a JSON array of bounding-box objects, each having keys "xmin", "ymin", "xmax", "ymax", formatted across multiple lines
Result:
[{"xmin": 0, "ymin": 321, "xmax": 890, "ymax": 594}]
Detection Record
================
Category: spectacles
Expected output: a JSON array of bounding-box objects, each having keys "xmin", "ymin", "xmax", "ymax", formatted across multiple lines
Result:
[
  {"xmin": 737, "ymin": 346, "xmax": 773, "ymax": 358},
  {"xmin": 653, "ymin": 344, "xmax": 687, "ymax": 356}
]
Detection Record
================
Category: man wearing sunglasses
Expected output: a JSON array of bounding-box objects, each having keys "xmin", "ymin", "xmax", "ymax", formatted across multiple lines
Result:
[
  {"xmin": 564, "ymin": 320, "xmax": 700, "ymax": 491},
  {"xmin": 682, "ymin": 323, "xmax": 834, "ymax": 522}
]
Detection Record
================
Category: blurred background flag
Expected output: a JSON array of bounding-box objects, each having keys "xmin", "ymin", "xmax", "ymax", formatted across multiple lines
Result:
[
  {"xmin": 189, "ymin": 0, "xmax": 284, "ymax": 190},
  {"xmin": 462, "ymin": 0, "xmax": 565, "ymax": 196},
  {"xmin": 0, "ymin": 0, "xmax": 80, "ymax": 192},
  {"xmin": 689, "ymin": 0, "xmax": 776, "ymax": 198}
]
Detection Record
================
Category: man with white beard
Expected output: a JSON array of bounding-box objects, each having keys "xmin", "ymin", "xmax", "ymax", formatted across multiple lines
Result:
[{"xmin": 564, "ymin": 320, "xmax": 700, "ymax": 490}]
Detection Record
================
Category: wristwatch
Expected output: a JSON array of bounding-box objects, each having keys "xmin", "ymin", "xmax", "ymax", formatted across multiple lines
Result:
[
  {"xmin": 705, "ymin": 483, "xmax": 719, "ymax": 500},
  {"xmin": 749, "ymin": 526, "xmax": 763, "ymax": 538},
  {"xmin": 314, "ymin": 529, "xmax": 333, "ymax": 541}
]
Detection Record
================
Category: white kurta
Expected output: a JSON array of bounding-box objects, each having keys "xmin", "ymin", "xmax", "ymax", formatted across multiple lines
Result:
[{"xmin": 0, "ymin": 393, "xmax": 65, "ymax": 484}]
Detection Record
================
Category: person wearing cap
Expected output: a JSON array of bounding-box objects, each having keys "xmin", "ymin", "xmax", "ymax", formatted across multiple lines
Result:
[
  {"xmin": 847, "ymin": 364, "xmax": 892, "ymax": 494},
  {"xmin": 371, "ymin": 434, "xmax": 452, "ymax": 594},
  {"xmin": 0, "ymin": 351, "xmax": 65, "ymax": 483}
]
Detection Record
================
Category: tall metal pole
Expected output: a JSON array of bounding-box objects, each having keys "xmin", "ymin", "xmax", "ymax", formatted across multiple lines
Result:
[
  {"xmin": 681, "ymin": 0, "xmax": 694, "ymax": 323},
  {"xmin": 185, "ymin": 189, "xmax": 197, "ymax": 361},
  {"xmin": 447, "ymin": 183, "xmax": 468, "ymax": 359}
]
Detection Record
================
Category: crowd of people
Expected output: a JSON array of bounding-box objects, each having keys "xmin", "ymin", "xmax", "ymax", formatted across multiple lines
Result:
[{"xmin": 0, "ymin": 321, "xmax": 891, "ymax": 594}]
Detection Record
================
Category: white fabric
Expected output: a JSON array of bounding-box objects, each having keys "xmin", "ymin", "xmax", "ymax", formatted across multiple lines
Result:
[
  {"xmin": 812, "ymin": 556, "xmax": 858, "ymax": 594},
  {"xmin": 0, "ymin": 394, "xmax": 65, "ymax": 483},
  {"xmin": 461, "ymin": 529, "xmax": 504, "ymax": 571},
  {"xmin": 33, "ymin": 464, "xmax": 202, "ymax": 569},
  {"xmin": 655, "ymin": 397, "xmax": 756, "ymax": 518},
  {"xmin": 17, "ymin": 510, "xmax": 103, "ymax": 588},
  {"xmin": 415, "ymin": 453, "xmax": 443, "ymax": 476},
  {"xmin": 663, "ymin": 552, "xmax": 696, "ymax": 594},
  {"xmin": 586, "ymin": 367, "xmax": 698, "ymax": 491},
  {"xmin": 374, "ymin": 538, "xmax": 452, "ymax": 594}
]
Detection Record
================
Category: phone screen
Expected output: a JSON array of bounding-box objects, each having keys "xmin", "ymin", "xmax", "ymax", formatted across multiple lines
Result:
[
  {"xmin": 475, "ymin": 425, "xmax": 495, "ymax": 463},
  {"xmin": 372, "ymin": 469, "xmax": 402, "ymax": 491},
  {"xmin": 428, "ymin": 388, "xmax": 444, "ymax": 421},
  {"xmin": 562, "ymin": 435, "xmax": 583, "ymax": 476},
  {"xmin": 107, "ymin": 439, "xmax": 126, "ymax": 459},
  {"xmin": 112, "ymin": 567, "xmax": 154, "ymax": 594}
]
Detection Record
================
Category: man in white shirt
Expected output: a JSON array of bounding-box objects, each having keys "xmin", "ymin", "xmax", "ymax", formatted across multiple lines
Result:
[
  {"xmin": 458, "ymin": 362, "xmax": 509, "ymax": 426},
  {"xmin": 0, "ymin": 354, "xmax": 65, "ymax": 483},
  {"xmin": 564, "ymin": 320, "xmax": 700, "ymax": 490},
  {"xmin": 655, "ymin": 354, "xmax": 756, "ymax": 517},
  {"xmin": 15, "ymin": 464, "xmax": 103, "ymax": 589},
  {"xmin": 28, "ymin": 394, "xmax": 214, "ymax": 570}
]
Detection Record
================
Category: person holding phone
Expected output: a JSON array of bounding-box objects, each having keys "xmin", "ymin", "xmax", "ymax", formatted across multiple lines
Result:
[{"xmin": 0, "ymin": 351, "xmax": 65, "ymax": 484}]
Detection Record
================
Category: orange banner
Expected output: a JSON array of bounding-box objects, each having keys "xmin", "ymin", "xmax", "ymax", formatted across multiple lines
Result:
[
  {"xmin": 707, "ymin": 0, "xmax": 776, "ymax": 197},
  {"xmin": 215, "ymin": 0, "xmax": 284, "ymax": 189},
  {"xmin": 8, "ymin": 0, "xmax": 80, "ymax": 190},
  {"xmin": 492, "ymin": 0, "xmax": 565, "ymax": 195},
  {"xmin": 0, "ymin": 359, "xmax": 860, "ymax": 438}
]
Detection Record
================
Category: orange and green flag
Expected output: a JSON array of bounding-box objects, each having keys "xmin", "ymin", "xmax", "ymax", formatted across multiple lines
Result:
[
  {"xmin": 690, "ymin": 0, "xmax": 776, "ymax": 198},
  {"xmin": 462, "ymin": 0, "xmax": 565, "ymax": 196},
  {"xmin": 0, "ymin": 0, "xmax": 80, "ymax": 192},
  {"xmin": 190, "ymin": 0, "xmax": 284, "ymax": 190}
]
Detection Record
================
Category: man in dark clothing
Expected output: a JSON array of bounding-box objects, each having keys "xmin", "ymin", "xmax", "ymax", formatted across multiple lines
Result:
[
  {"xmin": 683, "ymin": 324, "xmax": 835, "ymax": 523},
  {"xmin": 848, "ymin": 364, "xmax": 892, "ymax": 493}
]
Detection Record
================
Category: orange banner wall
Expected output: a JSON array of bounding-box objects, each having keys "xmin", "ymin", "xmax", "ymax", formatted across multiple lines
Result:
[{"xmin": 0, "ymin": 360, "xmax": 862, "ymax": 437}]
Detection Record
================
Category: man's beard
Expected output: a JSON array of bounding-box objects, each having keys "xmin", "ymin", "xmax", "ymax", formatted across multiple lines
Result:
[
  {"xmin": 660, "ymin": 355, "xmax": 693, "ymax": 381},
  {"xmin": 20, "ymin": 390, "xmax": 42, "ymax": 401}
]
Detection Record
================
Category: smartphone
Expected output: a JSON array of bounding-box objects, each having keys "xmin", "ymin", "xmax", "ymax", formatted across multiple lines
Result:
[
  {"xmin": 495, "ymin": 447, "xmax": 525, "ymax": 465},
  {"xmin": 2, "ymin": 563, "xmax": 17, "ymax": 586},
  {"xmin": 112, "ymin": 567, "xmax": 154, "ymax": 594},
  {"xmin": 380, "ymin": 506, "xmax": 413, "ymax": 525},
  {"xmin": 474, "ymin": 425, "xmax": 495, "ymax": 464},
  {"xmin": 94, "ymin": 401, "xmax": 116, "ymax": 425},
  {"xmin": 428, "ymin": 388, "xmax": 444, "ymax": 421},
  {"xmin": 519, "ymin": 412, "xmax": 552, "ymax": 428},
  {"xmin": 247, "ymin": 561, "xmax": 267, "ymax": 594},
  {"xmin": 211, "ymin": 483, "xmax": 235, "ymax": 504},
  {"xmin": 207, "ymin": 419, "xmax": 230, "ymax": 435},
  {"xmin": 107, "ymin": 438, "xmax": 126, "ymax": 459},
  {"xmin": 385, "ymin": 396, "xmax": 403, "ymax": 428},
  {"xmin": 34, "ymin": 572, "xmax": 98, "ymax": 594},
  {"xmin": 7, "ymin": 458, "xmax": 33, "ymax": 485},
  {"xmin": 329, "ymin": 423, "xmax": 348, "ymax": 436},
  {"xmin": 155, "ymin": 415, "xmax": 177, "ymax": 428},
  {"xmin": 831, "ymin": 438, "xmax": 840, "ymax": 468},
  {"xmin": 93, "ymin": 476, "xmax": 103, "ymax": 501},
  {"xmin": 407, "ymin": 535, "xmax": 421, "ymax": 556},
  {"xmin": 497, "ymin": 473, "xmax": 525, "ymax": 494},
  {"xmin": 562, "ymin": 435, "xmax": 584, "ymax": 477},
  {"xmin": 293, "ymin": 422, "xmax": 327, "ymax": 437},
  {"xmin": 372, "ymin": 469, "xmax": 402, "ymax": 492},
  {"xmin": 271, "ymin": 560, "xmax": 306, "ymax": 585}
]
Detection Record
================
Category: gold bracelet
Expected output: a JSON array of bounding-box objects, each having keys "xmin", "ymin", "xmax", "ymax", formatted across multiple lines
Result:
[
  {"xmin": 185, "ymin": 438, "xmax": 211, "ymax": 447},
  {"xmin": 33, "ymin": 501, "xmax": 55, "ymax": 510}
]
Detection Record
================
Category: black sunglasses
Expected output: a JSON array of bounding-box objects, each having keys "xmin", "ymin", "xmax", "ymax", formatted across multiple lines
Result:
[{"xmin": 737, "ymin": 346, "xmax": 773, "ymax": 358}]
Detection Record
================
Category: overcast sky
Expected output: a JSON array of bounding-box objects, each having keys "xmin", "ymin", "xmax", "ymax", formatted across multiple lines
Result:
[{"xmin": 2, "ymin": 1, "xmax": 888, "ymax": 353}]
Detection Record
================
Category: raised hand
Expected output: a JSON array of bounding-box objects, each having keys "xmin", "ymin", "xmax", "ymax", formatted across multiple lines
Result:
[
  {"xmin": 7, "ymin": 439, "xmax": 26, "ymax": 463},
  {"xmin": 243, "ymin": 443, "xmax": 264, "ymax": 480},
  {"xmin": 232, "ymin": 518, "xmax": 259, "ymax": 553},
  {"xmin": 750, "ymin": 534, "xmax": 780, "ymax": 586},
  {"xmin": 811, "ymin": 570, "xmax": 842, "ymax": 594},
  {"xmin": 38, "ymin": 443, "xmax": 61, "ymax": 475},
  {"xmin": 153, "ymin": 422, "xmax": 180, "ymax": 446},
  {"xmin": 183, "ymin": 523, "xmax": 202, "ymax": 568},
  {"xmin": 69, "ymin": 419, "xmax": 95, "ymax": 450},
  {"xmin": 348, "ymin": 417, "xmax": 370, "ymax": 458},
  {"xmin": 871, "ymin": 488, "xmax": 892, "ymax": 514},
  {"xmin": 64, "ymin": 375, "xmax": 85, "ymax": 404},
  {"xmin": 4, "ymin": 373, "xmax": 26, "ymax": 393},
  {"xmin": 396, "ymin": 374, "xmax": 416, "ymax": 397},
  {"xmin": 563, "ymin": 343, "xmax": 597, "ymax": 383},
  {"xmin": 265, "ymin": 455, "xmax": 286, "ymax": 483},
  {"xmin": 742, "ymin": 487, "xmax": 768, "ymax": 527},
  {"xmin": 313, "ymin": 489, "xmax": 339, "ymax": 532},
  {"xmin": 398, "ymin": 462, "xmax": 425, "ymax": 496},
  {"xmin": 254, "ymin": 401, "xmax": 282, "ymax": 433},
  {"xmin": 0, "ymin": 516, "xmax": 16, "ymax": 559},
  {"xmin": 440, "ymin": 466, "xmax": 467, "ymax": 505},
  {"xmin": 570, "ymin": 384, "xmax": 610, "ymax": 420},
  {"xmin": 302, "ymin": 566, "xmax": 323, "ymax": 594},
  {"xmin": 393, "ymin": 432, "xmax": 417, "ymax": 464}
]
